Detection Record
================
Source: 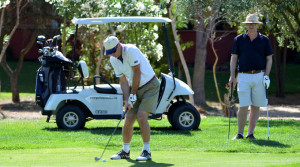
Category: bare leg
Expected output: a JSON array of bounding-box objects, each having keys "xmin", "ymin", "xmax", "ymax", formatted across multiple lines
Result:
[
  {"xmin": 237, "ymin": 106, "xmax": 249, "ymax": 135},
  {"xmin": 248, "ymin": 105, "xmax": 260, "ymax": 135},
  {"xmin": 137, "ymin": 110, "xmax": 150, "ymax": 142},
  {"xmin": 122, "ymin": 113, "xmax": 137, "ymax": 143}
]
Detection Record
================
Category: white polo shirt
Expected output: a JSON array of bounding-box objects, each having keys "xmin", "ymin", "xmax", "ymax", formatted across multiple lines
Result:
[{"xmin": 110, "ymin": 44, "xmax": 155, "ymax": 87}]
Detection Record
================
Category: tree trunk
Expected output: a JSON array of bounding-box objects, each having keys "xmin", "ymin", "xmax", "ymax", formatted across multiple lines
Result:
[
  {"xmin": 62, "ymin": 17, "xmax": 67, "ymax": 55},
  {"xmin": 281, "ymin": 41, "xmax": 287, "ymax": 96},
  {"xmin": 10, "ymin": 73, "xmax": 20, "ymax": 102},
  {"xmin": 95, "ymin": 28, "xmax": 104, "ymax": 84},
  {"xmin": 273, "ymin": 40, "xmax": 287, "ymax": 97},
  {"xmin": 177, "ymin": 63, "xmax": 182, "ymax": 80},
  {"xmin": 1, "ymin": 29, "xmax": 36, "ymax": 103},
  {"xmin": 273, "ymin": 41, "xmax": 281, "ymax": 97},
  {"xmin": 211, "ymin": 40, "xmax": 224, "ymax": 108},
  {"xmin": 193, "ymin": 20, "xmax": 208, "ymax": 106},
  {"xmin": 168, "ymin": 1, "xmax": 194, "ymax": 105}
]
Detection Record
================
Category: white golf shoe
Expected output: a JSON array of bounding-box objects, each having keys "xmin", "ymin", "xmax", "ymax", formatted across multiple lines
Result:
[
  {"xmin": 110, "ymin": 150, "xmax": 130, "ymax": 160},
  {"xmin": 136, "ymin": 150, "xmax": 151, "ymax": 161}
]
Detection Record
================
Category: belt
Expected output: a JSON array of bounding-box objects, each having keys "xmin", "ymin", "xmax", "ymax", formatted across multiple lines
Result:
[
  {"xmin": 138, "ymin": 76, "xmax": 156, "ymax": 90},
  {"xmin": 240, "ymin": 70, "xmax": 265, "ymax": 74}
]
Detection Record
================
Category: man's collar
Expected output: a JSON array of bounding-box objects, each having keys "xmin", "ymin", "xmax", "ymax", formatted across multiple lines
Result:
[
  {"xmin": 243, "ymin": 31, "xmax": 261, "ymax": 38},
  {"xmin": 117, "ymin": 44, "xmax": 123, "ymax": 63}
]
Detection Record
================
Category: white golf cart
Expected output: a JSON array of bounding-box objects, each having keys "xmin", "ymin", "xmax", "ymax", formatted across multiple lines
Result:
[{"xmin": 38, "ymin": 17, "xmax": 200, "ymax": 130}]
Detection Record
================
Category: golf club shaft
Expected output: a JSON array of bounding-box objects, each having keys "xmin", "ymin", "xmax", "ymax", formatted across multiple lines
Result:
[
  {"xmin": 97, "ymin": 111, "xmax": 126, "ymax": 160},
  {"xmin": 265, "ymin": 86, "xmax": 269, "ymax": 140}
]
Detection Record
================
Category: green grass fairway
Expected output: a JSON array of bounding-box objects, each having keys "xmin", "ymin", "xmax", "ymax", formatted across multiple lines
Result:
[
  {"xmin": 0, "ymin": 148, "xmax": 299, "ymax": 167},
  {"xmin": 0, "ymin": 117, "xmax": 300, "ymax": 166}
]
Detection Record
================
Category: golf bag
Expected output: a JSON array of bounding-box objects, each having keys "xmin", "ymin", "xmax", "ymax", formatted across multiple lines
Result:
[{"xmin": 35, "ymin": 51, "xmax": 72, "ymax": 108}]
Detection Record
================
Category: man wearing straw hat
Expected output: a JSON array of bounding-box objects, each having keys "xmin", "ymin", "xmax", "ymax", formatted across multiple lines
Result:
[{"xmin": 229, "ymin": 13, "xmax": 273, "ymax": 140}]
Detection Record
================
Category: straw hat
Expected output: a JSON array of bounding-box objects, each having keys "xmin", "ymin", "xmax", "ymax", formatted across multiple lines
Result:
[{"xmin": 242, "ymin": 13, "xmax": 262, "ymax": 24}]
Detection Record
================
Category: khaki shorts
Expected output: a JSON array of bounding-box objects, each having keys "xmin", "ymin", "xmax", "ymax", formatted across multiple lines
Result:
[
  {"xmin": 237, "ymin": 72, "xmax": 267, "ymax": 107},
  {"xmin": 129, "ymin": 78, "xmax": 160, "ymax": 114}
]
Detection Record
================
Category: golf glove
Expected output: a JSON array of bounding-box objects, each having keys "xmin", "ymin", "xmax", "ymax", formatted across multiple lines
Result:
[
  {"xmin": 128, "ymin": 94, "xmax": 137, "ymax": 107},
  {"xmin": 263, "ymin": 75, "xmax": 270, "ymax": 89}
]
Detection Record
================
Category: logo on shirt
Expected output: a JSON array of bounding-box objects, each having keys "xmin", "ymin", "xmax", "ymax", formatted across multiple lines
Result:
[{"xmin": 134, "ymin": 60, "xmax": 138, "ymax": 64}]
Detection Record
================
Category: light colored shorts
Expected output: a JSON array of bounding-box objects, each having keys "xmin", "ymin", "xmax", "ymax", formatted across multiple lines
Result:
[
  {"xmin": 237, "ymin": 72, "xmax": 267, "ymax": 107},
  {"xmin": 129, "ymin": 78, "xmax": 160, "ymax": 114}
]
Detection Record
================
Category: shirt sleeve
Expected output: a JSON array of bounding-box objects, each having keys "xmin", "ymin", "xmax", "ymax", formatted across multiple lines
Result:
[
  {"xmin": 265, "ymin": 37, "xmax": 274, "ymax": 56},
  {"xmin": 110, "ymin": 58, "xmax": 123, "ymax": 77},
  {"xmin": 128, "ymin": 47, "xmax": 141, "ymax": 67},
  {"xmin": 232, "ymin": 36, "xmax": 238, "ymax": 55}
]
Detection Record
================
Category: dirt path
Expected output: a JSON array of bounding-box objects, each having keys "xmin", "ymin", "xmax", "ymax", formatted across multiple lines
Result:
[
  {"xmin": 0, "ymin": 94, "xmax": 299, "ymax": 120},
  {"xmin": 0, "ymin": 99, "xmax": 43, "ymax": 120}
]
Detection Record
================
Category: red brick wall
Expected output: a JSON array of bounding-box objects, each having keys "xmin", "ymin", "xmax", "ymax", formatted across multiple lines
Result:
[
  {"xmin": 9, "ymin": 29, "xmax": 39, "ymax": 60},
  {"xmin": 177, "ymin": 30, "xmax": 237, "ymax": 66}
]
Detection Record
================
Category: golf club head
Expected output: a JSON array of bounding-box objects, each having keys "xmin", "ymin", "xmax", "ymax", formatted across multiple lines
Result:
[
  {"xmin": 95, "ymin": 156, "xmax": 100, "ymax": 161},
  {"xmin": 53, "ymin": 35, "xmax": 61, "ymax": 41},
  {"xmin": 37, "ymin": 35, "xmax": 46, "ymax": 41},
  {"xmin": 45, "ymin": 39, "xmax": 53, "ymax": 48},
  {"xmin": 37, "ymin": 41, "xmax": 43, "ymax": 48}
]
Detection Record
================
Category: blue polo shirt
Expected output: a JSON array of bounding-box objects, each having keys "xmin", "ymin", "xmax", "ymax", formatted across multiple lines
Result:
[{"xmin": 232, "ymin": 32, "xmax": 273, "ymax": 72}]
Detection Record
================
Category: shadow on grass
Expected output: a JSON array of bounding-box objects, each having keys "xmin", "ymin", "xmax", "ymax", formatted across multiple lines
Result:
[
  {"xmin": 221, "ymin": 118, "xmax": 300, "ymax": 128},
  {"xmin": 126, "ymin": 159, "xmax": 174, "ymax": 167},
  {"xmin": 248, "ymin": 139, "xmax": 290, "ymax": 148},
  {"xmin": 256, "ymin": 119, "xmax": 300, "ymax": 127},
  {"xmin": 42, "ymin": 126, "xmax": 197, "ymax": 136}
]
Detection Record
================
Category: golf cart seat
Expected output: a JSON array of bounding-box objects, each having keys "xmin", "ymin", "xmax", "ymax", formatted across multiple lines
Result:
[
  {"xmin": 77, "ymin": 60, "xmax": 117, "ymax": 94},
  {"xmin": 72, "ymin": 60, "xmax": 89, "ymax": 90},
  {"xmin": 78, "ymin": 60, "xmax": 89, "ymax": 79},
  {"xmin": 93, "ymin": 75, "xmax": 117, "ymax": 94}
]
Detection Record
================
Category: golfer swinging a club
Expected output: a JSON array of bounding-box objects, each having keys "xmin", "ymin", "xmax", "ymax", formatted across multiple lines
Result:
[
  {"xmin": 229, "ymin": 13, "xmax": 273, "ymax": 140},
  {"xmin": 104, "ymin": 36, "xmax": 160, "ymax": 161}
]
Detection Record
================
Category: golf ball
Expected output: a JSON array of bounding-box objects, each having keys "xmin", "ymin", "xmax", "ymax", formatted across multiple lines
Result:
[{"xmin": 102, "ymin": 159, "xmax": 106, "ymax": 162}]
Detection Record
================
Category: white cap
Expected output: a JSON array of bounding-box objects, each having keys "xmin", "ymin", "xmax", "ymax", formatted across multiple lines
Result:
[{"xmin": 104, "ymin": 36, "xmax": 119, "ymax": 55}]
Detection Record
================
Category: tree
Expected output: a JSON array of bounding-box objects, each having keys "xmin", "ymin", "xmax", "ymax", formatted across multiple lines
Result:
[
  {"xmin": 261, "ymin": 0, "xmax": 300, "ymax": 97},
  {"xmin": 177, "ymin": 0, "xmax": 257, "ymax": 107},
  {"xmin": 0, "ymin": 1, "xmax": 59, "ymax": 102},
  {"xmin": 0, "ymin": 0, "xmax": 29, "ymax": 102},
  {"xmin": 47, "ymin": 0, "xmax": 169, "ymax": 82},
  {"xmin": 168, "ymin": 0, "xmax": 194, "ymax": 104}
]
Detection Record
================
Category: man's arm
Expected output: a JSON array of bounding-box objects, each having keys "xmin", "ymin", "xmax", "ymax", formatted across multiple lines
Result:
[
  {"xmin": 119, "ymin": 75, "xmax": 131, "ymax": 109},
  {"xmin": 229, "ymin": 54, "xmax": 238, "ymax": 87},
  {"xmin": 130, "ymin": 64, "xmax": 141, "ymax": 94},
  {"xmin": 264, "ymin": 55, "xmax": 273, "ymax": 76}
]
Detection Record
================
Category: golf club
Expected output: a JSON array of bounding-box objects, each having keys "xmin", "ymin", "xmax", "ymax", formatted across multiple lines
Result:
[
  {"xmin": 228, "ymin": 83, "xmax": 233, "ymax": 139},
  {"xmin": 95, "ymin": 109, "xmax": 127, "ymax": 161},
  {"xmin": 265, "ymin": 85, "xmax": 270, "ymax": 140}
]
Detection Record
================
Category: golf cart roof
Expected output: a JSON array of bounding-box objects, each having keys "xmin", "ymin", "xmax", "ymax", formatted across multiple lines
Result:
[{"xmin": 72, "ymin": 17, "xmax": 172, "ymax": 25}]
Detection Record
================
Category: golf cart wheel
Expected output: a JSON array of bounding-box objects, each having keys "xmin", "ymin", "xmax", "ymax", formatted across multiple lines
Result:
[
  {"xmin": 167, "ymin": 101, "xmax": 185, "ymax": 126},
  {"xmin": 56, "ymin": 105, "xmax": 86, "ymax": 130},
  {"xmin": 171, "ymin": 103, "xmax": 200, "ymax": 130}
]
